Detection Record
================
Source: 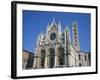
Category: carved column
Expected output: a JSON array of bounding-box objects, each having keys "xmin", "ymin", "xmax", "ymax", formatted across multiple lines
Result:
[
  {"xmin": 33, "ymin": 55, "xmax": 37, "ymax": 68},
  {"xmin": 37, "ymin": 50, "xmax": 42, "ymax": 69},
  {"xmin": 45, "ymin": 49, "xmax": 49, "ymax": 68},
  {"xmin": 55, "ymin": 47, "xmax": 59, "ymax": 67}
]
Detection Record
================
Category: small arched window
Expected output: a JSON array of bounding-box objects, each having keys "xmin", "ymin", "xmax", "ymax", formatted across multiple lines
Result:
[
  {"xmin": 41, "ymin": 50, "xmax": 46, "ymax": 68},
  {"xmin": 78, "ymin": 54, "xmax": 81, "ymax": 60}
]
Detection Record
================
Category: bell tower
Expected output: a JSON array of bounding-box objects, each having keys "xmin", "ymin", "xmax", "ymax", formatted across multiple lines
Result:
[{"xmin": 72, "ymin": 22, "xmax": 80, "ymax": 52}]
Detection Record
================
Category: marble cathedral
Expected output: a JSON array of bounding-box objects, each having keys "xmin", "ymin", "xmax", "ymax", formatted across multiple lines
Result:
[{"xmin": 33, "ymin": 19, "xmax": 90, "ymax": 69}]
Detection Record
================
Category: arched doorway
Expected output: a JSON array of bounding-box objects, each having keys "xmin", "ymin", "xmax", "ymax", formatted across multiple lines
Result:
[
  {"xmin": 58, "ymin": 47, "xmax": 64, "ymax": 66},
  {"xmin": 49, "ymin": 48, "xmax": 55, "ymax": 68},
  {"xmin": 40, "ymin": 50, "xmax": 46, "ymax": 68}
]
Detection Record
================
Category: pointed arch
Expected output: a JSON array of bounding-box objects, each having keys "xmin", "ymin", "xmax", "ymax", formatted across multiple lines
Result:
[
  {"xmin": 58, "ymin": 47, "xmax": 65, "ymax": 66},
  {"xmin": 49, "ymin": 48, "xmax": 55, "ymax": 68},
  {"xmin": 40, "ymin": 49, "xmax": 46, "ymax": 68}
]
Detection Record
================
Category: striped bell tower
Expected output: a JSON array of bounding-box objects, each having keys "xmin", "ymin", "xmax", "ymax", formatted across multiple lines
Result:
[{"xmin": 72, "ymin": 22, "xmax": 80, "ymax": 52}]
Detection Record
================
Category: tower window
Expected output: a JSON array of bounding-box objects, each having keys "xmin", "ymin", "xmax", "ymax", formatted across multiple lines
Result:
[
  {"xmin": 75, "ymin": 40, "xmax": 77, "ymax": 42},
  {"xmin": 74, "ymin": 29, "xmax": 77, "ymax": 32},
  {"xmin": 78, "ymin": 54, "xmax": 81, "ymax": 60},
  {"xmin": 75, "ymin": 44, "xmax": 77, "ymax": 46},
  {"xmin": 74, "ymin": 36, "xmax": 77, "ymax": 39},
  {"xmin": 74, "ymin": 32, "xmax": 77, "ymax": 35}
]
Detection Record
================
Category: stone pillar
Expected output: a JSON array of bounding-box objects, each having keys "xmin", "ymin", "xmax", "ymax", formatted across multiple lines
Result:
[
  {"xmin": 45, "ymin": 49, "xmax": 49, "ymax": 68},
  {"xmin": 36, "ymin": 51, "xmax": 42, "ymax": 69},
  {"xmin": 55, "ymin": 47, "xmax": 59, "ymax": 67},
  {"xmin": 37, "ymin": 56, "xmax": 41, "ymax": 68},
  {"xmin": 33, "ymin": 55, "xmax": 37, "ymax": 68}
]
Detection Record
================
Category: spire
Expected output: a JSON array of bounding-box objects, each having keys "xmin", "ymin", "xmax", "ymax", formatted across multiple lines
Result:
[
  {"xmin": 66, "ymin": 25, "xmax": 71, "ymax": 42},
  {"xmin": 51, "ymin": 17, "xmax": 57, "ymax": 26},
  {"xmin": 52, "ymin": 17, "xmax": 56, "ymax": 24},
  {"xmin": 66, "ymin": 26, "xmax": 70, "ymax": 32},
  {"xmin": 37, "ymin": 34, "xmax": 41, "ymax": 45},
  {"xmin": 48, "ymin": 18, "xmax": 57, "ymax": 31},
  {"xmin": 46, "ymin": 23, "xmax": 49, "ymax": 35},
  {"xmin": 40, "ymin": 31, "xmax": 43, "ymax": 36},
  {"xmin": 58, "ymin": 21, "xmax": 62, "ymax": 34},
  {"xmin": 72, "ymin": 21, "xmax": 77, "ymax": 28},
  {"xmin": 40, "ymin": 31, "xmax": 45, "ymax": 39}
]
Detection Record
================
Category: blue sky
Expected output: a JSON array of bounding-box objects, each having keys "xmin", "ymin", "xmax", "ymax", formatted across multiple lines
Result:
[{"xmin": 23, "ymin": 10, "xmax": 90, "ymax": 53}]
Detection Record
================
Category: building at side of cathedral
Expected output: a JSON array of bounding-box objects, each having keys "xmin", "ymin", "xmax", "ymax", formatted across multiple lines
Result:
[
  {"xmin": 33, "ymin": 19, "xmax": 90, "ymax": 69},
  {"xmin": 22, "ymin": 50, "xmax": 34, "ymax": 69}
]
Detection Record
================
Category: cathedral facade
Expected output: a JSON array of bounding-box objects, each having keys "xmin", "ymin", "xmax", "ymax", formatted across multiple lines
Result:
[{"xmin": 33, "ymin": 19, "xmax": 90, "ymax": 69}]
